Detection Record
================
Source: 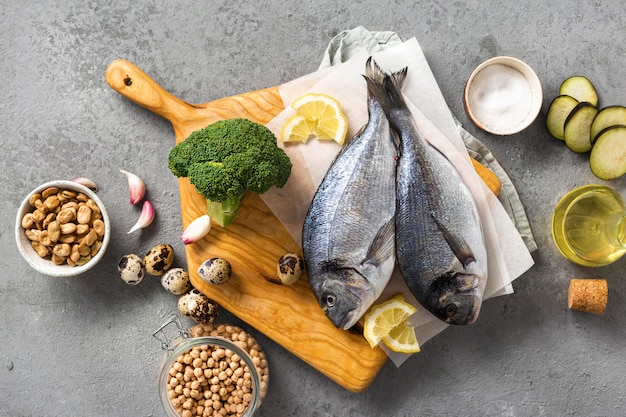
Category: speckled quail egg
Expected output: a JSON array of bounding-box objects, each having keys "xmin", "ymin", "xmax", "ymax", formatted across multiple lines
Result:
[
  {"xmin": 143, "ymin": 243, "xmax": 174, "ymax": 276},
  {"xmin": 178, "ymin": 289, "xmax": 219, "ymax": 323},
  {"xmin": 198, "ymin": 257, "xmax": 231, "ymax": 285},
  {"xmin": 177, "ymin": 289, "xmax": 199, "ymax": 317},
  {"xmin": 117, "ymin": 254, "xmax": 145, "ymax": 285},
  {"xmin": 277, "ymin": 252, "xmax": 304, "ymax": 285},
  {"xmin": 161, "ymin": 267, "xmax": 191, "ymax": 295}
]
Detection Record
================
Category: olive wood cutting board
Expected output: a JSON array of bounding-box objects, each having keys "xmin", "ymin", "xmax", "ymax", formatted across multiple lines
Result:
[{"xmin": 105, "ymin": 59, "xmax": 501, "ymax": 392}]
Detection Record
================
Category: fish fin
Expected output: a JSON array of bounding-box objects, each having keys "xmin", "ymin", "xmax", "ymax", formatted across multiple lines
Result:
[
  {"xmin": 381, "ymin": 69, "xmax": 410, "ymax": 113},
  {"xmin": 362, "ymin": 217, "xmax": 395, "ymax": 268},
  {"xmin": 389, "ymin": 66, "xmax": 408, "ymax": 90},
  {"xmin": 431, "ymin": 214, "xmax": 476, "ymax": 268}
]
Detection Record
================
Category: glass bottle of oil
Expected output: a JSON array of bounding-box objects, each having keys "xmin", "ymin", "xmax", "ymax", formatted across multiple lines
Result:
[{"xmin": 552, "ymin": 184, "xmax": 626, "ymax": 267}]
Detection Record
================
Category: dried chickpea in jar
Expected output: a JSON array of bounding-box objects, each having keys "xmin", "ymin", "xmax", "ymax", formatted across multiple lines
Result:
[{"xmin": 162, "ymin": 322, "xmax": 269, "ymax": 417}]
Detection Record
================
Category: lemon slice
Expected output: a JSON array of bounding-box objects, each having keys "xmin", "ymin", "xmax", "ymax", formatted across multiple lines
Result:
[
  {"xmin": 382, "ymin": 319, "xmax": 421, "ymax": 354},
  {"xmin": 280, "ymin": 114, "xmax": 317, "ymax": 143},
  {"xmin": 280, "ymin": 93, "xmax": 349, "ymax": 145},
  {"xmin": 363, "ymin": 294, "xmax": 419, "ymax": 354}
]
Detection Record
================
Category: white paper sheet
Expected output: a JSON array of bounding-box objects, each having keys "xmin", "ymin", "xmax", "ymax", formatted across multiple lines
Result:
[{"xmin": 262, "ymin": 38, "xmax": 535, "ymax": 366}]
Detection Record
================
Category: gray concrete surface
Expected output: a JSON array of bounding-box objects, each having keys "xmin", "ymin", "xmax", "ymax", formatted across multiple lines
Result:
[{"xmin": 2, "ymin": 1, "xmax": 626, "ymax": 416}]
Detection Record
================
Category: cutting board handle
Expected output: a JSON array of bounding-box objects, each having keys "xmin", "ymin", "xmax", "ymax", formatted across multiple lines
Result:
[{"xmin": 105, "ymin": 59, "xmax": 197, "ymax": 125}]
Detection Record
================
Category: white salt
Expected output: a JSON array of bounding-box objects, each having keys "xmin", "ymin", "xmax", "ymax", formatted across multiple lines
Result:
[{"xmin": 467, "ymin": 63, "xmax": 534, "ymax": 134}]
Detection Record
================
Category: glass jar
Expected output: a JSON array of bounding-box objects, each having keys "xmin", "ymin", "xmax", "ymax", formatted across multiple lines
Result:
[
  {"xmin": 154, "ymin": 316, "xmax": 269, "ymax": 417},
  {"xmin": 552, "ymin": 184, "xmax": 626, "ymax": 266}
]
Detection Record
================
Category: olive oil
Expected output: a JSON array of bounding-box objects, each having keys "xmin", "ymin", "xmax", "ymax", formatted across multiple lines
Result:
[{"xmin": 552, "ymin": 184, "xmax": 626, "ymax": 267}]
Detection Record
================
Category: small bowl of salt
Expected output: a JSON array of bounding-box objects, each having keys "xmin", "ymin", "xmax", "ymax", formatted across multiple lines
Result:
[{"xmin": 464, "ymin": 56, "xmax": 542, "ymax": 135}]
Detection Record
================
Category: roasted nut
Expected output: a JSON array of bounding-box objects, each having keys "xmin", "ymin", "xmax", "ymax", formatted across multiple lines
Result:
[
  {"xmin": 43, "ymin": 195, "xmax": 60, "ymax": 211},
  {"xmin": 59, "ymin": 189, "xmax": 76, "ymax": 200},
  {"xmin": 21, "ymin": 213, "xmax": 34, "ymax": 229},
  {"xmin": 29, "ymin": 193, "xmax": 41, "ymax": 207},
  {"xmin": 33, "ymin": 199, "xmax": 46, "ymax": 213},
  {"xmin": 77, "ymin": 241, "xmax": 91, "ymax": 257},
  {"xmin": 84, "ymin": 229, "xmax": 98, "ymax": 246},
  {"xmin": 41, "ymin": 187, "xmax": 59, "ymax": 199},
  {"xmin": 60, "ymin": 222, "xmax": 76, "ymax": 235},
  {"xmin": 51, "ymin": 253, "xmax": 66, "ymax": 265},
  {"xmin": 61, "ymin": 201, "xmax": 78, "ymax": 211},
  {"xmin": 76, "ymin": 206, "xmax": 92, "ymax": 224},
  {"xmin": 75, "ymin": 255, "xmax": 91, "ymax": 266},
  {"xmin": 59, "ymin": 234, "xmax": 76, "ymax": 243},
  {"xmin": 42, "ymin": 212, "xmax": 56, "ymax": 230},
  {"xmin": 39, "ymin": 230, "xmax": 51, "ymax": 246},
  {"xmin": 32, "ymin": 209, "xmax": 46, "ymax": 223},
  {"xmin": 86, "ymin": 199, "xmax": 100, "ymax": 214},
  {"xmin": 25, "ymin": 229, "xmax": 40, "ymax": 242},
  {"xmin": 52, "ymin": 243, "xmax": 71, "ymax": 258},
  {"xmin": 90, "ymin": 240, "xmax": 102, "ymax": 257},
  {"xmin": 57, "ymin": 207, "xmax": 76, "ymax": 224},
  {"xmin": 22, "ymin": 186, "xmax": 106, "ymax": 267},
  {"xmin": 47, "ymin": 221, "xmax": 61, "ymax": 243},
  {"xmin": 92, "ymin": 219, "xmax": 105, "ymax": 236},
  {"xmin": 70, "ymin": 245, "xmax": 81, "ymax": 263},
  {"xmin": 76, "ymin": 224, "xmax": 90, "ymax": 235},
  {"xmin": 31, "ymin": 241, "xmax": 50, "ymax": 258}
]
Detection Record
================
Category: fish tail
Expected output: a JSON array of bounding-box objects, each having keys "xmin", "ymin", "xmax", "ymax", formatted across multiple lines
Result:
[
  {"xmin": 381, "ymin": 67, "xmax": 410, "ymax": 114},
  {"xmin": 363, "ymin": 62, "xmax": 410, "ymax": 121},
  {"xmin": 363, "ymin": 58, "xmax": 408, "ymax": 154}
]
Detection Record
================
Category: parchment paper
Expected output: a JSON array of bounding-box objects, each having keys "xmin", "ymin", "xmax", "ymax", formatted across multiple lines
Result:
[{"xmin": 262, "ymin": 38, "xmax": 535, "ymax": 366}]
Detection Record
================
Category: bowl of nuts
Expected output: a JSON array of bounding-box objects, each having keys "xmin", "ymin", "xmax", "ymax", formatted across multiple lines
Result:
[{"xmin": 15, "ymin": 180, "xmax": 110, "ymax": 277}]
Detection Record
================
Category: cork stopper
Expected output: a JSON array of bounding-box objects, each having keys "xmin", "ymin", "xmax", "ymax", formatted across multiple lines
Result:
[{"xmin": 567, "ymin": 279, "xmax": 608, "ymax": 315}]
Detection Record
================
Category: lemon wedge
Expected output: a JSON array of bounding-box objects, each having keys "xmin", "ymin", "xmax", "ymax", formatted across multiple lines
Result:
[
  {"xmin": 280, "ymin": 114, "xmax": 317, "ymax": 143},
  {"xmin": 363, "ymin": 293, "xmax": 420, "ymax": 354},
  {"xmin": 280, "ymin": 93, "xmax": 349, "ymax": 145}
]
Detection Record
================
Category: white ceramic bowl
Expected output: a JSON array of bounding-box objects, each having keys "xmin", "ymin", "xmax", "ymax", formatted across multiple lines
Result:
[
  {"xmin": 464, "ymin": 56, "xmax": 543, "ymax": 135},
  {"xmin": 15, "ymin": 180, "xmax": 111, "ymax": 277}
]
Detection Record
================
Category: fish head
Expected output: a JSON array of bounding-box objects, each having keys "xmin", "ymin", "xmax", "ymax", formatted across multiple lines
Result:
[
  {"xmin": 428, "ymin": 271, "xmax": 483, "ymax": 325},
  {"xmin": 314, "ymin": 267, "xmax": 375, "ymax": 330}
]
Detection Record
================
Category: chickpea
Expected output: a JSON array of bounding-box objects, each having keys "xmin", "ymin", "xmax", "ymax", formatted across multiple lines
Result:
[{"xmin": 165, "ymin": 323, "xmax": 268, "ymax": 417}]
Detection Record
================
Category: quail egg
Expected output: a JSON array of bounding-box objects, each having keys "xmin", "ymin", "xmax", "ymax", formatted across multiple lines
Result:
[
  {"xmin": 198, "ymin": 257, "xmax": 231, "ymax": 285},
  {"xmin": 277, "ymin": 252, "xmax": 304, "ymax": 285},
  {"xmin": 143, "ymin": 243, "xmax": 174, "ymax": 276},
  {"xmin": 161, "ymin": 267, "xmax": 191, "ymax": 295},
  {"xmin": 117, "ymin": 254, "xmax": 145, "ymax": 285},
  {"xmin": 178, "ymin": 289, "xmax": 219, "ymax": 323}
]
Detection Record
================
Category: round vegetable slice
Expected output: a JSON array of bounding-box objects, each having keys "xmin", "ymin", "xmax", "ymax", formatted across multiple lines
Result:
[
  {"xmin": 559, "ymin": 75, "xmax": 599, "ymax": 106},
  {"xmin": 563, "ymin": 102, "xmax": 598, "ymax": 153},
  {"xmin": 546, "ymin": 95, "xmax": 579, "ymax": 140},
  {"xmin": 589, "ymin": 126, "xmax": 626, "ymax": 180},
  {"xmin": 590, "ymin": 105, "xmax": 626, "ymax": 144}
]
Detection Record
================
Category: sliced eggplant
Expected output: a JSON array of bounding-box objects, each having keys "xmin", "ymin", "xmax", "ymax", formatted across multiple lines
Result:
[
  {"xmin": 546, "ymin": 95, "xmax": 579, "ymax": 140},
  {"xmin": 563, "ymin": 102, "xmax": 598, "ymax": 153},
  {"xmin": 590, "ymin": 105, "xmax": 626, "ymax": 144},
  {"xmin": 559, "ymin": 75, "xmax": 599, "ymax": 106},
  {"xmin": 589, "ymin": 126, "xmax": 626, "ymax": 180}
]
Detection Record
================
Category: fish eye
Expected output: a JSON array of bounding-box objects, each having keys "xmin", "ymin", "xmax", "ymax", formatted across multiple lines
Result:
[
  {"xmin": 445, "ymin": 302, "xmax": 458, "ymax": 317},
  {"xmin": 325, "ymin": 294, "xmax": 336, "ymax": 308}
]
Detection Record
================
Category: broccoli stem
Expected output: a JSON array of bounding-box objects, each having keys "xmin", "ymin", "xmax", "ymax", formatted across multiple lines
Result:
[{"xmin": 207, "ymin": 192, "xmax": 246, "ymax": 227}]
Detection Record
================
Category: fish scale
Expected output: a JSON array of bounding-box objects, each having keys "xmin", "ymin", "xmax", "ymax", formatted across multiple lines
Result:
[
  {"xmin": 373, "ymin": 68, "xmax": 488, "ymax": 325},
  {"xmin": 302, "ymin": 58, "xmax": 399, "ymax": 330}
]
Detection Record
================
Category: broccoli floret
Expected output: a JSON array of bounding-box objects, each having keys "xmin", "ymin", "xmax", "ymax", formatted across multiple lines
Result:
[{"xmin": 167, "ymin": 118, "xmax": 292, "ymax": 227}]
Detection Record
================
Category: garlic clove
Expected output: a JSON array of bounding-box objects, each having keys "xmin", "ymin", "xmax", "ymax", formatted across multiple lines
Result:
[
  {"xmin": 181, "ymin": 214, "xmax": 212, "ymax": 244},
  {"xmin": 128, "ymin": 200, "xmax": 155, "ymax": 234},
  {"xmin": 119, "ymin": 169, "xmax": 146, "ymax": 205},
  {"xmin": 72, "ymin": 177, "xmax": 98, "ymax": 191}
]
